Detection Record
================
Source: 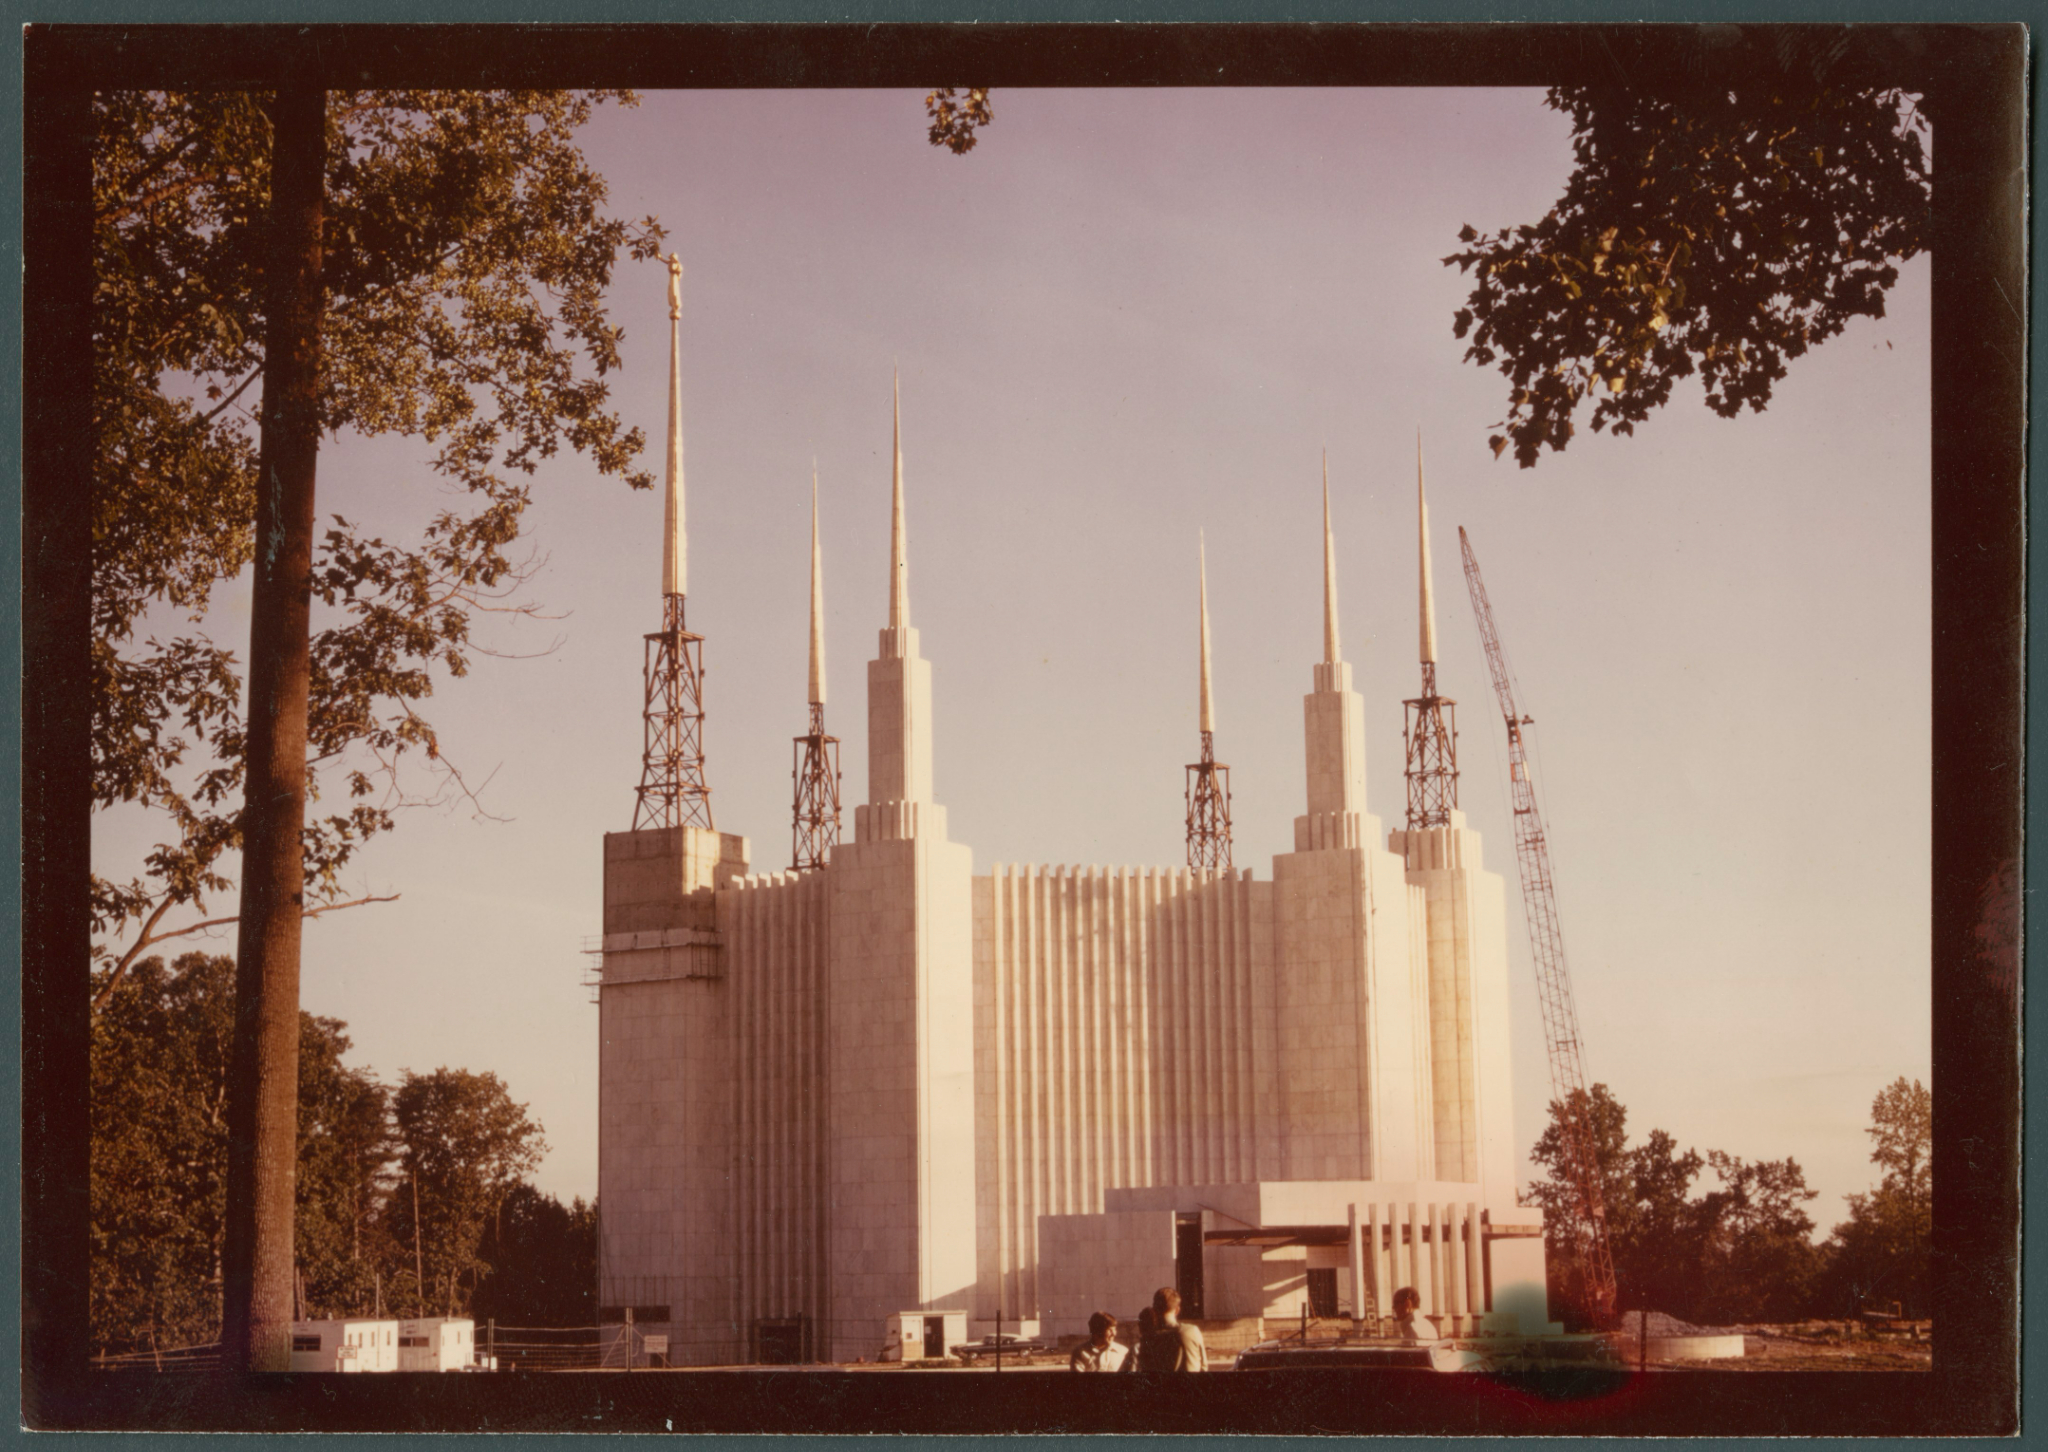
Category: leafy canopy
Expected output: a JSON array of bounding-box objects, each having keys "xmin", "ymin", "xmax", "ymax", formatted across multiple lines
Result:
[
  {"xmin": 1527, "ymin": 1084, "xmax": 1821, "ymax": 1327},
  {"xmin": 90, "ymin": 953, "xmax": 569, "ymax": 1355},
  {"xmin": 925, "ymin": 88, "xmax": 994, "ymax": 154},
  {"xmin": 92, "ymin": 90, "xmax": 664, "ymax": 1001},
  {"xmin": 1819, "ymin": 1077, "xmax": 1930, "ymax": 1316},
  {"xmin": 1446, "ymin": 79, "xmax": 1929, "ymax": 466}
]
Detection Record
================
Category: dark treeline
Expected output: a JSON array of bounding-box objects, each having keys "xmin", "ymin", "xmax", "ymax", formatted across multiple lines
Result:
[
  {"xmin": 1529, "ymin": 1079, "xmax": 1931, "ymax": 1329},
  {"xmin": 90, "ymin": 953, "xmax": 595, "ymax": 1357}
]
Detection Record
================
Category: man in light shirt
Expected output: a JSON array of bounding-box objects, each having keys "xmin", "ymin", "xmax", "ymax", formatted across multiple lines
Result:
[
  {"xmin": 1069, "ymin": 1311, "xmax": 1129, "ymax": 1372},
  {"xmin": 1392, "ymin": 1286, "xmax": 1439, "ymax": 1340}
]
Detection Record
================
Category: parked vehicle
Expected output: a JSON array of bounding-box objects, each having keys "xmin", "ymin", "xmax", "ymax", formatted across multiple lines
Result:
[{"xmin": 951, "ymin": 1333, "xmax": 1052, "ymax": 1360}]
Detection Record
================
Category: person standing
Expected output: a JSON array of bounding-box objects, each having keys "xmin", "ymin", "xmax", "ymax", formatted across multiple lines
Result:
[
  {"xmin": 1120, "ymin": 1307, "xmax": 1154, "ymax": 1372},
  {"xmin": 1069, "ymin": 1312, "xmax": 1129, "ymax": 1372},
  {"xmin": 1141, "ymin": 1287, "xmax": 1207, "ymax": 1371},
  {"xmin": 1391, "ymin": 1286, "xmax": 1439, "ymax": 1341}
]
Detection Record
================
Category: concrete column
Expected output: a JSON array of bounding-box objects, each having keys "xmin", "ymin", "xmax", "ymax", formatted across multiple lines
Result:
[
  {"xmin": 1347, "ymin": 1203, "xmax": 1365, "ymax": 1328},
  {"xmin": 1465, "ymin": 1202, "xmax": 1481, "ymax": 1320},
  {"xmin": 1444, "ymin": 1204, "xmax": 1463, "ymax": 1323},
  {"xmin": 1367, "ymin": 1203, "xmax": 1384, "ymax": 1319},
  {"xmin": 1386, "ymin": 1203, "xmax": 1400, "ymax": 1313},
  {"xmin": 1426, "ymin": 1203, "xmax": 1441, "ymax": 1318},
  {"xmin": 1405, "ymin": 1202, "xmax": 1420, "ymax": 1301}
]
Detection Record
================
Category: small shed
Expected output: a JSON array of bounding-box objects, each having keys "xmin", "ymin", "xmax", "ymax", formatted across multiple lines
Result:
[
  {"xmin": 881, "ymin": 1309, "xmax": 968, "ymax": 1362},
  {"xmin": 290, "ymin": 1319, "xmax": 401, "ymax": 1373},
  {"xmin": 397, "ymin": 1317, "xmax": 477, "ymax": 1371}
]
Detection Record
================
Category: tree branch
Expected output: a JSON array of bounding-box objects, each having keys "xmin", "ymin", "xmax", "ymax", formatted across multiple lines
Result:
[{"xmin": 93, "ymin": 892, "xmax": 401, "ymax": 1016}]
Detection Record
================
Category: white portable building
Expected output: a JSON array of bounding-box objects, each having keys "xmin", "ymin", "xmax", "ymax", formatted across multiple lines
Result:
[
  {"xmin": 880, "ymin": 1309, "xmax": 967, "ymax": 1362},
  {"xmin": 290, "ymin": 1319, "xmax": 400, "ymax": 1373},
  {"xmin": 397, "ymin": 1317, "xmax": 477, "ymax": 1372}
]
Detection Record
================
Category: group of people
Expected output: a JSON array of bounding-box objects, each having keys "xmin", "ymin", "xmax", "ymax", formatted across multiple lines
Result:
[
  {"xmin": 1067, "ymin": 1288, "xmax": 1206, "ymax": 1373},
  {"xmin": 1067, "ymin": 1285, "xmax": 1440, "ymax": 1372}
]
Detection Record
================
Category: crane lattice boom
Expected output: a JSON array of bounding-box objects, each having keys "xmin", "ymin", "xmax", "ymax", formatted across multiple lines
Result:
[{"xmin": 1457, "ymin": 526, "xmax": 1618, "ymax": 1326}]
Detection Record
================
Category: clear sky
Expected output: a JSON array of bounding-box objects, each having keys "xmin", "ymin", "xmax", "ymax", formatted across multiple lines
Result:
[{"xmin": 97, "ymin": 87, "xmax": 1931, "ymax": 1232}]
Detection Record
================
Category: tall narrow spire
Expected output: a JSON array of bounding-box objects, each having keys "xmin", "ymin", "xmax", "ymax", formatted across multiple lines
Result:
[
  {"xmin": 793, "ymin": 462, "xmax": 841, "ymax": 870},
  {"xmin": 1403, "ymin": 428, "xmax": 1458, "ymax": 830},
  {"xmin": 1187, "ymin": 530, "xmax": 1232, "ymax": 871},
  {"xmin": 889, "ymin": 370, "xmax": 909, "ymax": 631},
  {"xmin": 632, "ymin": 254, "xmax": 713, "ymax": 831},
  {"xmin": 1417, "ymin": 429, "xmax": 1438, "ymax": 666},
  {"xmin": 1198, "ymin": 531, "xmax": 1215, "ymax": 735},
  {"xmin": 662, "ymin": 253, "xmax": 686, "ymax": 598},
  {"xmin": 809, "ymin": 465, "xmax": 826, "ymax": 706},
  {"xmin": 1322, "ymin": 452, "xmax": 1341, "ymax": 665},
  {"xmin": 1297, "ymin": 450, "xmax": 1368, "ymax": 842},
  {"xmin": 864, "ymin": 366, "xmax": 935, "ymax": 819}
]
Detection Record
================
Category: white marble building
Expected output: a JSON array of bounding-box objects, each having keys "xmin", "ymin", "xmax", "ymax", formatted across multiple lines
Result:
[{"xmin": 595, "ymin": 313, "xmax": 1552, "ymax": 1365}]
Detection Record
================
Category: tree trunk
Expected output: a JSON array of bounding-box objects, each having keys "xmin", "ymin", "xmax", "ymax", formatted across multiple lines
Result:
[
  {"xmin": 220, "ymin": 82, "xmax": 326, "ymax": 1375},
  {"xmin": 414, "ymin": 1173, "xmax": 425, "ymax": 1315}
]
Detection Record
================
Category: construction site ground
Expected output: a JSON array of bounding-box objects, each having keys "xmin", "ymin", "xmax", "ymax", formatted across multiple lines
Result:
[{"xmin": 1621, "ymin": 1322, "xmax": 1933, "ymax": 1372}]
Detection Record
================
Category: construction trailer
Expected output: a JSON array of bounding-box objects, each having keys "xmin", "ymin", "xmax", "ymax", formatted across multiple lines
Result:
[
  {"xmin": 397, "ymin": 1317, "xmax": 478, "ymax": 1372},
  {"xmin": 289, "ymin": 1319, "xmax": 401, "ymax": 1373}
]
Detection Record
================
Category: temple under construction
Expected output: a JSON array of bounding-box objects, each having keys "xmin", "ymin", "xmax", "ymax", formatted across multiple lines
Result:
[{"xmin": 593, "ymin": 268, "xmax": 1553, "ymax": 1365}]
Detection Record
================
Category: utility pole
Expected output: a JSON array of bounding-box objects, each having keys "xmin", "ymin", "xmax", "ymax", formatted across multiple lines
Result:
[
  {"xmin": 1457, "ymin": 526, "xmax": 1619, "ymax": 1326},
  {"xmin": 221, "ymin": 79, "xmax": 327, "ymax": 1375}
]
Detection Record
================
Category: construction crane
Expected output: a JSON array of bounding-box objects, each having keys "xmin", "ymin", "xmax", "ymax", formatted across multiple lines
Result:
[{"xmin": 1457, "ymin": 526, "xmax": 1619, "ymax": 1328}]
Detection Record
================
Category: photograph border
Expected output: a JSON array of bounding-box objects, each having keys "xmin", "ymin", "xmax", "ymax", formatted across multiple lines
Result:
[{"xmin": 21, "ymin": 20, "xmax": 2023, "ymax": 1435}]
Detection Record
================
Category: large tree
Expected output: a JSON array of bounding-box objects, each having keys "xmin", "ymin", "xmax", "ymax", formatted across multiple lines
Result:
[
  {"xmin": 1528, "ymin": 1084, "xmax": 1823, "ymax": 1327},
  {"xmin": 293, "ymin": 1014, "xmax": 397, "ymax": 1320},
  {"xmin": 92, "ymin": 87, "xmax": 662, "ymax": 1367},
  {"xmin": 385, "ymin": 1068, "xmax": 547, "ymax": 1319},
  {"xmin": 471, "ymin": 1184, "xmax": 598, "ymax": 1330},
  {"xmin": 1818, "ymin": 1077, "xmax": 1931, "ymax": 1317},
  {"xmin": 1445, "ymin": 74, "xmax": 1930, "ymax": 466},
  {"xmin": 90, "ymin": 89, "xmax": 663, "ymax": 999},
  {"xmin": 90, "ymin": 954, "xmax": 573, "ymax": 1355},
  {"xmin": 89, "ymin": 953, "xmax": 382, "ymax": 1357}
]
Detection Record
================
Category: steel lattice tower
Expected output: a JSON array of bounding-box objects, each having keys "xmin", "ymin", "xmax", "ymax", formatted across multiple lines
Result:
[
  {"xmin": 792, "ymin": 471, "xmax": 840, "ymax": 869},
  {"xmin": 1185, "ymin": 535, "xmax": 1232, "ymax": 871},
  {"xmin": 1403, "ymin": 438, "xmax": 1459, "ymax": 828},
  {"xmin": 632, "ymin": 255, "xmax": 714, "ymax": 831}
]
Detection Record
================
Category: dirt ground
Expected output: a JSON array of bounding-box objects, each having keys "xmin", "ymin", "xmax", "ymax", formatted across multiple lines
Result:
[{"xmin": 1632, "ymin": 1324, "xmax": 1934, "ymax": 1372}]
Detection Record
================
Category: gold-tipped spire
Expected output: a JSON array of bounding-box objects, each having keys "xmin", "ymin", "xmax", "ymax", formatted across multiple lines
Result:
[
  {"xmin": 662, "ymin": 254, "xmax": 686, "ymax": 598},
  {"xmin": 1418, "ymin": 429, "xmax": 1438, "ymax": 666},
  {"xmin": 1198, "ymin": 532, "xmax": 1215, "ymax": 734},
  {"xmin": 888, "ymin": 369, "xmax": 909, "ymax": 631},
  {"xmin": 1321, "ymin": 452, "xmax": 1341, "ymax": 666},
  {"xmin": 809, "ymin": 464, "xmax": 826, "ymax": 706}
]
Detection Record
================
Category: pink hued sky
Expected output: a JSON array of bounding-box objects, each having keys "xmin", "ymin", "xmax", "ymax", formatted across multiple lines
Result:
[{"xmin": 95, "ymin": 87, "xmax": 1931, "ymax": 1232}]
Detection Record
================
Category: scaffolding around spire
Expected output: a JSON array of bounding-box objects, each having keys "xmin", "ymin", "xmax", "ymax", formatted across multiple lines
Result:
[
  {"xmin": 794, "ymin": 471, "xmax": 841, "ymax": 869},
  {"xmin": 1403, "ymin": 434, "xmax": 1458, "ymax": 828},
  {"xmin": 634, "ymin": 594, "xmax": 715, "ymax": 831},
  {"xmin": 1186, "ymin": 535, "xmax": 1233, "ymax": 871}
]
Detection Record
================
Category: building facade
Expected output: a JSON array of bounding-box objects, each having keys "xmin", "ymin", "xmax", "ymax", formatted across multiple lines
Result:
[{"xmin": 596, "ymin": 305, "xmax": 1550, "ymax": 1365}]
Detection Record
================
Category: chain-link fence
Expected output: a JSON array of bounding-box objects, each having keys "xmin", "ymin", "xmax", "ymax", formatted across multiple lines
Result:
[{"xmin": 90, "ymin": 1317, "xmax": 1095, "ymax": 1372}]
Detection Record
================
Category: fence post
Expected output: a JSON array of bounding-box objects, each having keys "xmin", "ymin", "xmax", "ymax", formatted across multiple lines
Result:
[
  {"xmin": 625, "ymin": 1306, "xmax": 634, "ymax": 1373},
  {"xmin": 486, "ymin": 1317, "xmax": 494, "ymax": 1369}
]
